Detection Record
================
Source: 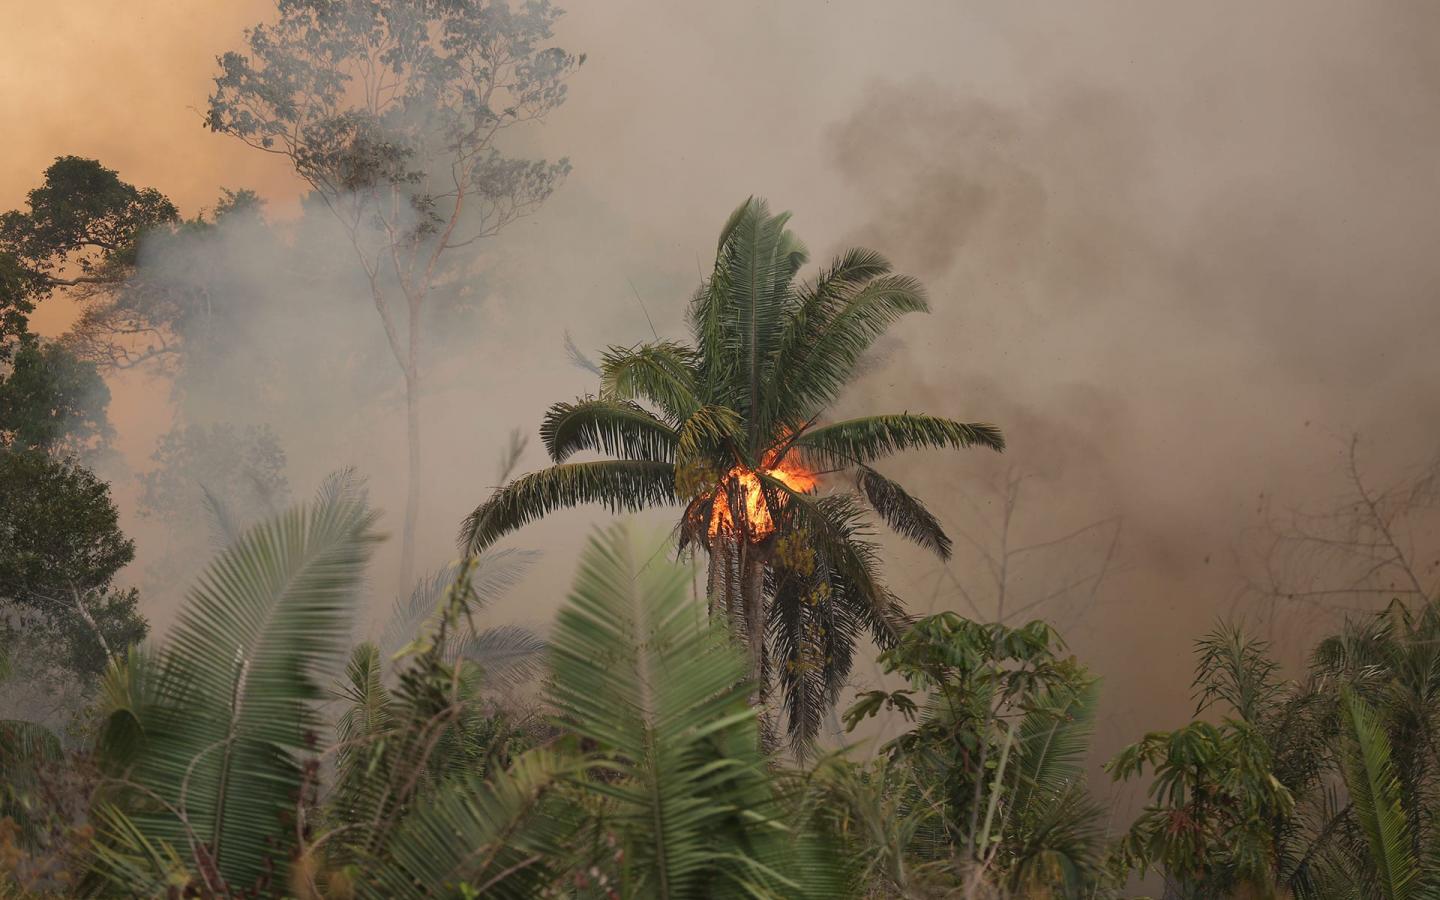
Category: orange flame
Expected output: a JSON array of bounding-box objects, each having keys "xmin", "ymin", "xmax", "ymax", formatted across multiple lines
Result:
[{"xmin": 707, "ymin": 452, "xmax": 816, "ymax": 541}]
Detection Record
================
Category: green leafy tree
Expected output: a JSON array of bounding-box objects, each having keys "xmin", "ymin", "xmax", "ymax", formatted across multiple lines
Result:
[
  {"xmin": 0, "ymin": 157, "xmax": 177, "ymax": 362},
  {"xmin": 0, "ymin": 452, "xmax": 146, "ymax": 689},
  {"xmin": 462, "ymin": 197, "xmax": 1003, "ymax": 747},
  {"xmin": 839, "ymin": 612, "xmax": 1108, "ymax": 896},
  {"xmin": 0, "ymin": 339, "xmax": 112, "ymax": 455},
  {"xmin": 1108, "ymin": 614, "xmax": 1440, "ymax": 899},
  {"xmin": 207, "ymin": 0, "xmax": 583, "ymax": 590},
  {"xmin": 1108, "ymin": 625, "xmax": 1304, "ymax": 898}
]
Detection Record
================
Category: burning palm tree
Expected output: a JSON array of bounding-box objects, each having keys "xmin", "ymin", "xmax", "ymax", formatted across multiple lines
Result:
[{"xmin": 461, "ymin": 197, "xmax": 1003, "ymax": 747}]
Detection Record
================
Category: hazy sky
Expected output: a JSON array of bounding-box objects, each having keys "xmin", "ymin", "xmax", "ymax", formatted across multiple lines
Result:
[{"xmin": 6, "ymin": 1, "xmax": 1440, "ymax": 760}]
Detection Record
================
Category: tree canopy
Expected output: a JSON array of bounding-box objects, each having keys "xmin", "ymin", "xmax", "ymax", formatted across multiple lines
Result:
[
  {"xmin": 0, "ymin": 157, "xmax": 177, "ymax": 361},
  {"xmin": 0, "ymin": 339, "xmax": 111, "ymax": 455}
]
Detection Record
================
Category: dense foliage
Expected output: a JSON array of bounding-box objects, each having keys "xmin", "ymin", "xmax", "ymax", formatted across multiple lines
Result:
[
  {"xmin": 0, "ymin": 452, "xmax": 146, "ymax": 691},
  {"xmin": 7, "ymin": 490, "xmax": 1438, "ymax": 897}
]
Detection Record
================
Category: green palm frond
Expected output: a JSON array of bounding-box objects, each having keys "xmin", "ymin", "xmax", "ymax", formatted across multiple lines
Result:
[
  {"xmin": 100, "ymin": 493, "xmax": 379, "ymax": 893},
  {"xmin": 769, "ymin": 271, "xmax": 929, "ymax": 422},
  {"xmin": 541, "ymin": 396, "xmax": 680, "ymax": 463},
  {"xmin": 1011, "ymin": 679, "xmax": 1100, "ymax": 818},
  {"xmin": 1006, "ymin": 783, "xmax": 1108, "ymax": 895},
  {"xmin": 796, "ymin": 413, "xmax": 1004, "ymax": 469},
  {"xmin": 675, "ymin": 404, "xmax": 743, "ymax": 473},
  {"xmin": 1193, "ymin": 622, "xmax": 1284, "ymax": 724},
  {"xmin": 314, "ymin": 465, "xmax": 369, "ymax": 508},
  {"xmin": 335, "ymin": 642, "xmax": 392, "ymax": 771},
  {"xmin": 599, "ymin": 341, "xmax": 702, "ymax": 422},
  {"xmin": 855, "ymin": 465, "xmax": 953, "ymax": 560},
  {"xmin": 86, "ymin": 802, "xmax": 192, "ymax": 897},
  {"xmin": 801, "ymin": 756, "xmax": 938, "ymax": 895},
  {"xmin": 95, "ymin": 645, "xmax": 158, "ymax": 772},
  {"xmin": 452, "ymin": 624, "xmax": 548, "ymax": 689},
  {"xmin": 1340, "ymin": 686, "xmax": 1421, "ymax": 900},
  {"xmin": 460, "ymin": 460, "xmax": 679, "ymax": 555},
  {"xmin": 549, "ymin": 523, "xmax": 833, "ymax": 898},
  {"xmin": 361, "ymin": 748, "xmax": 578, "ymax": 900},
  {"xmin": 764, "ymin": 247, "xmax": 894, "ymax": 426},
  {"xmin": 199, "ymin": 482, "xmax": 242, "ymax": 550},
  {"xmin": 716, "ymin": 199, "xmax": 804, "ymax": 449}
]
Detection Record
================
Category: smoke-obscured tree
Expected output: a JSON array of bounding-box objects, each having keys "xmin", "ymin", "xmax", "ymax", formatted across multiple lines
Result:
[
  {"xmin": 462, "ymin": 197, "xmax": 1004, "ymax": 749},
  {"xmin": 138, "ymin": 422, "xmax": 290, "ymax": 561},
  {"xmin": 0, "ymin": 339, "xmax": 112, "ymax": 456},
  {"xmin": 206, "ymin": 0, "xmax": 583, "ymax": 590},
  {"xmin": 0, "ymin": 156, "xmax": 178, "ymax": 363},
  {"xmin": 925, "ymin": 464, "xmax": 1122, "ymax": 634},
  {"xmin": 1243, "ymin": 435, "xmax": 1440, "ymax": 651},
  {"xmin": 0, "ymin": 451, "xmax": 147, "ymax": 699},
  {"xmin": 63, "ymin": 188, "xmax": 268, "ymax": 376}
]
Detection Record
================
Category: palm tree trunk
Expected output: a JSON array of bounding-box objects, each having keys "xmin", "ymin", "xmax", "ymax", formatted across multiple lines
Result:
[
  {"xmin": 739, "ymin": 545, "xmax": 766, "ymax": 707},
  {"xmin": 706, "ymin": 539, "xmax": 728, "ymax": 620}
]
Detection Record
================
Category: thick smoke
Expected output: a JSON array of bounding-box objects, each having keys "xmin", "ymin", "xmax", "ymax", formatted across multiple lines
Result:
[{"xmin": 821, "ymin": 5, "xmax": 1440, "ymax": 746}]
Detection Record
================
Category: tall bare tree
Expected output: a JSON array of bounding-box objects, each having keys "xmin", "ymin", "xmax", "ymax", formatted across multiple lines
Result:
[{"xmin": 207, "ymin": 0, "xmax": 581, "ymax": 588}]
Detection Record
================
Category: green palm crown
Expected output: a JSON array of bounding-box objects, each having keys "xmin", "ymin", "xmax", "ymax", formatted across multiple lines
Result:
[{"xmin": 460, "ymin": 197, "xmax": 1003, "ymax": 749}]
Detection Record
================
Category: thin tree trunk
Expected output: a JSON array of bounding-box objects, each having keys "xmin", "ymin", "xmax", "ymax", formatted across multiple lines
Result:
[
  {"xmin": 399, "ymin": 361, "xmax": 421, "ymax": 594},
  {"xmin": 70, "ymin": 586, "xmax": 112, "ymax": 663}
]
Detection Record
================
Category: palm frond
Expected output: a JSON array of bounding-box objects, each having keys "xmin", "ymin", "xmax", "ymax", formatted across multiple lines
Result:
[
  {"xmin": 314, "ymin": 465, "xmax": 369, "ymax": 508},
  {"xmin": 549, "ymin": 523, "xmax": 829, "ymax": 897},
  {"xmin": 1340, "ymin": 686, "xmax": 1420, "ymax": 900},
  {"xmin": 768, "ymin": 273, "xmax": 929, "ymax": 422},
  {"xmin": 763, "ymin": 247, "xmax": 894, "ymax": 430},
  {"xmin": 361, "ymin": 748, "xmax": 577, "ymax": 900},
  {"xmin": 199, "ymin": 482, "xmax": 242, "ymax": 550},
  {"xmin": 767, "ymin": 562, "xmax": 862, "ymax": 754},
  {"xmin": 101, "ymin": 492, "xmax": 379, "ymax": 893},
  {"xmin": 1194, "ymin": 622, "xmax": 1282, "ymax": 722},
  {"xmin": 675, "ymin": 404, "xmax": 743, "ymax": 474},
  {"xmin": 856, "ymin": 465, "xmax": 953, "ymax": 560},
  {"xmin": 86, "ymin": 803, "xmax": 192, "ymax": 897},
  {"xmin": 796, "ymin": 413, "xmax": 1005, "ymax": 468},
  {"xmin": 452, "ymin": 624, "xmax": 548, "ymax": 690},
  {"xmin": 460, "ymin": 460, "xmax": 679, "ymax": 555},
  {"xmin": 1011, "ymin": 679, "xmax": 1100, "ymax": 819},
  {"xmin": 761, "ymin": 479, "xmax": 907, "ymax": 645},
  {"xmin": 599, "ymin": 341, "xmax": 702, "ymax": 422},
  {"xmin": 716, "ymin": 199, "xmax": 802, "ymax": 451},
  {"xmin": 563, "ymin": 329, "xmax": 602, "ymax": 375},
  {"xmin": 95, "ymin": 644, "xmax": 158, "ymax": 771},
  {"xmin": 541, "ymin": 397, "xmax": 679, "ymax": 464},
  {"xmin": 379, "ymin": 552, "xmax": 538, "ymax": 658},
  {"xmin": 335, "ymin": 642, "xmax": 393, "ymax": 771}
]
